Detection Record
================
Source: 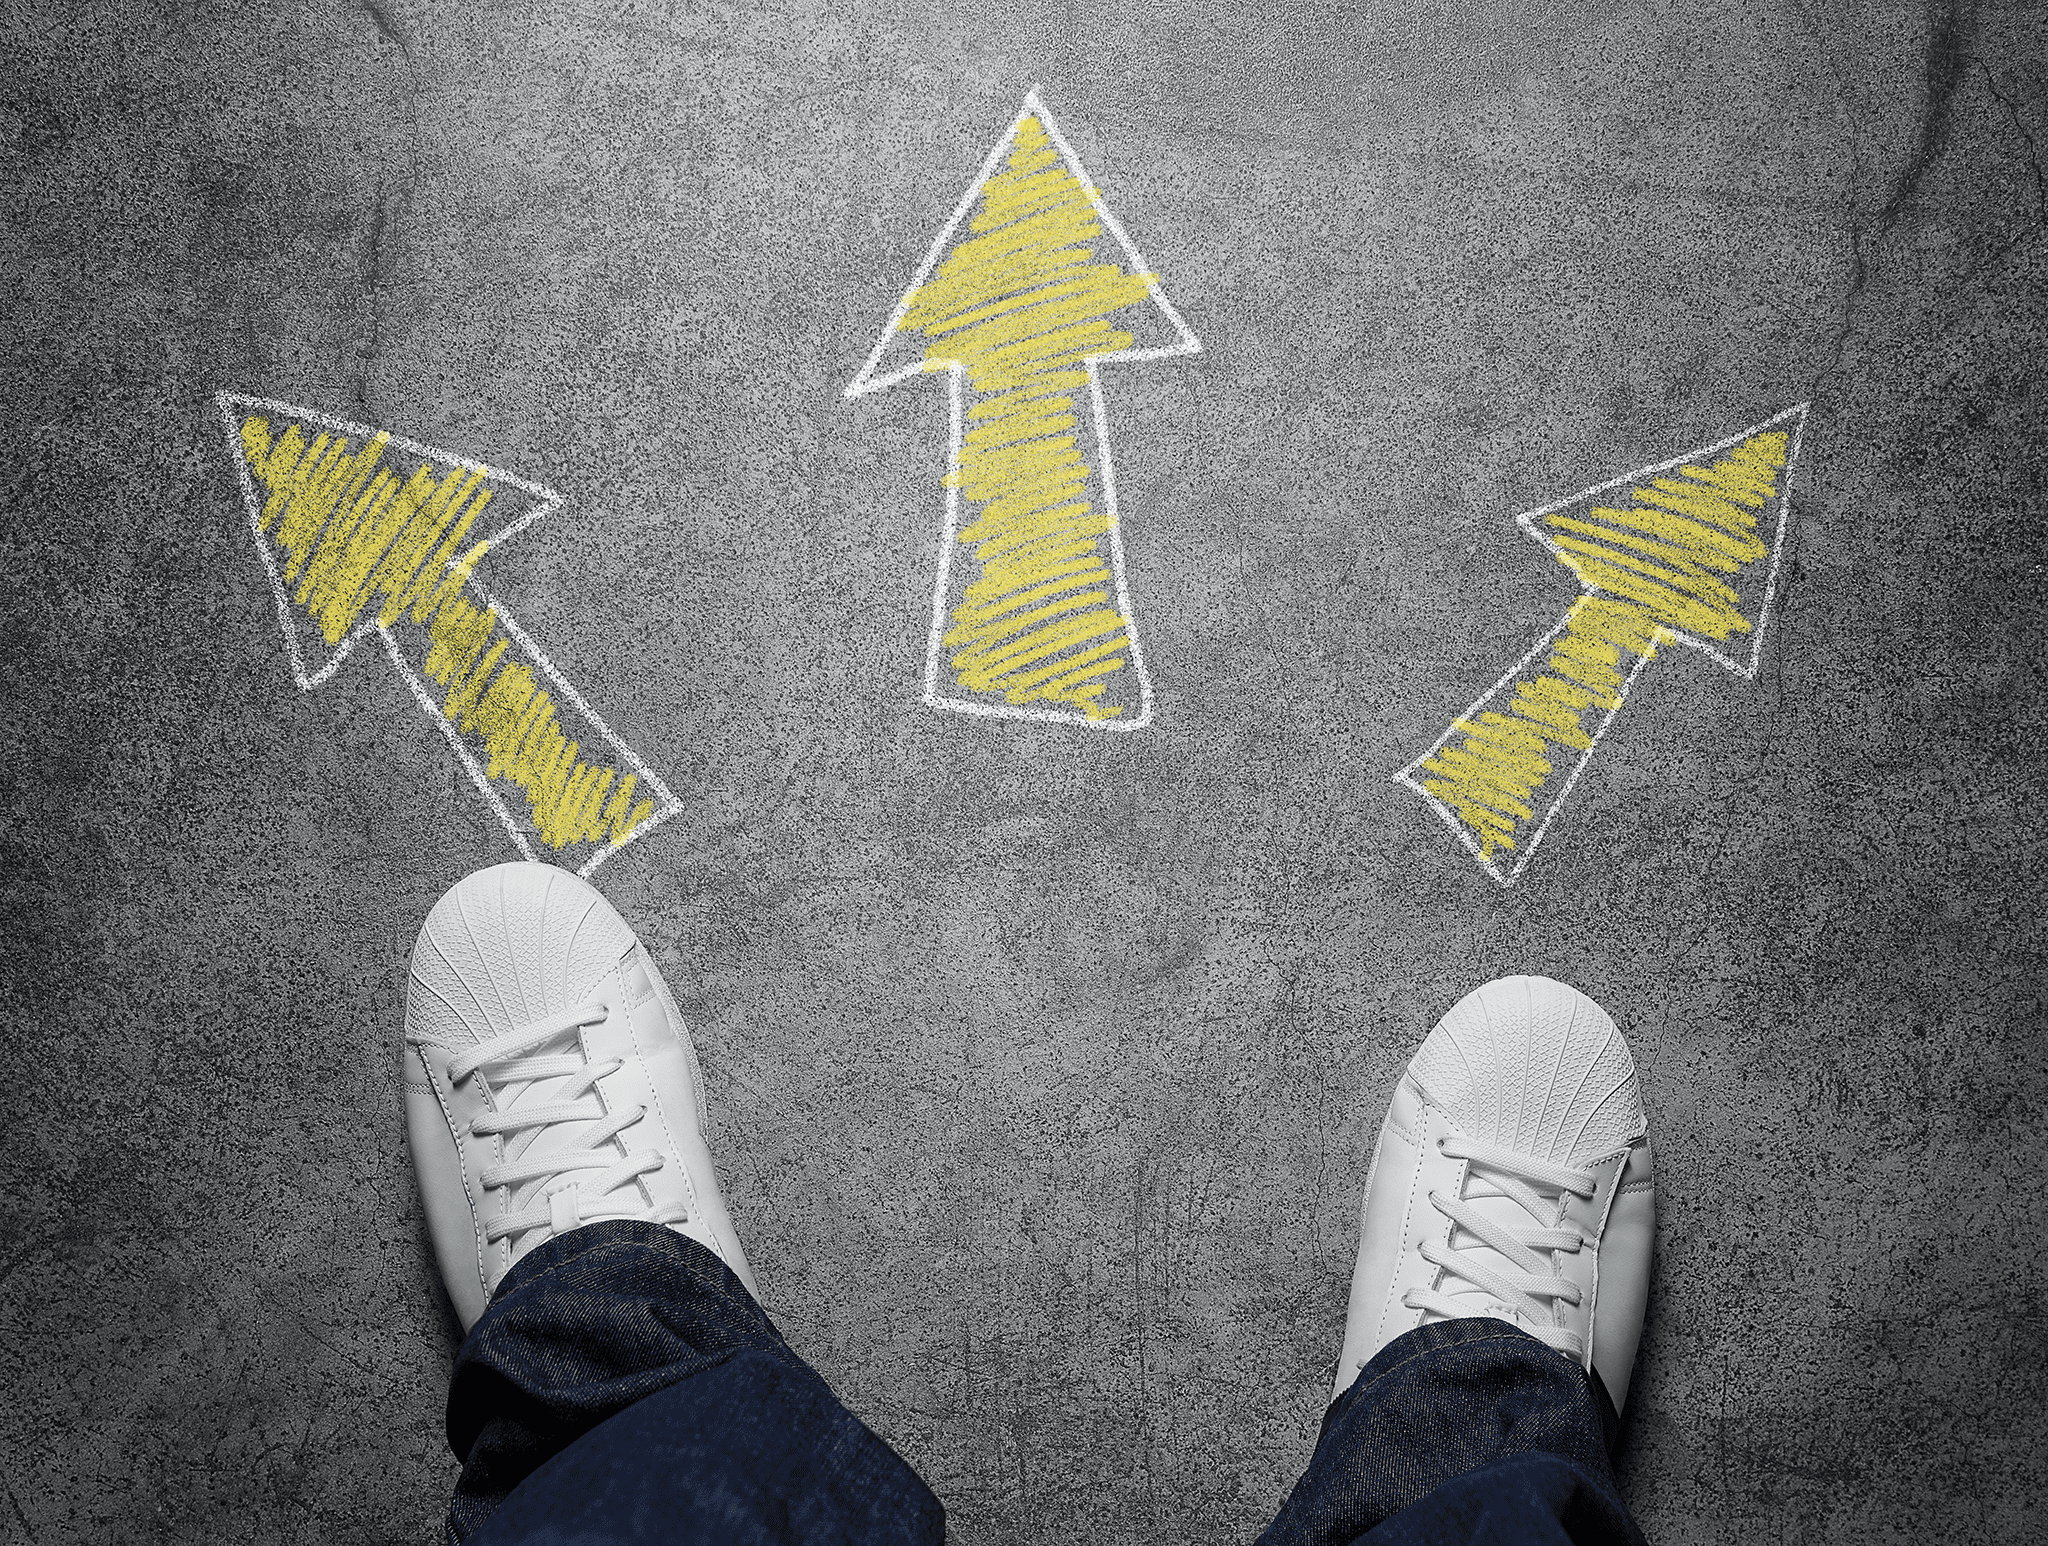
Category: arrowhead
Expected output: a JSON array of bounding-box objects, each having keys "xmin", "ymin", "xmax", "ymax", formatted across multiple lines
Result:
[
  {"xmin": 845, "ymin": 88, "xmax": 1199, "ymax": 398},
  {"xmin": 1519, "ymin": 404, "xmax": 1809, "ymax": 678},
  {"xmin": 216, "ymin": 392, "xmax": 560, "ymax": 687}
]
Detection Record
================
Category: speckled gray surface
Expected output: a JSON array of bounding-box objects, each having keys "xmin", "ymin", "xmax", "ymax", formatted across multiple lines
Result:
[{"xmin": 3, "ymin": 1, "xmax": 2044, "ymax": 1541}]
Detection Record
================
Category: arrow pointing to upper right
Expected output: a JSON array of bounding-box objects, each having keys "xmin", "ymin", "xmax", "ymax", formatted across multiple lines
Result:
[{"xmin": 1398, "ymin": 406, "xmax": 1810, "ymax": 885}]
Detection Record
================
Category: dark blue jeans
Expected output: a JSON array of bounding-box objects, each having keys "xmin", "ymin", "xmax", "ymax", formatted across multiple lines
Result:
[{"xmin": 445, "ymin": 1221, "xmax": 1644, "ymax": 1546}]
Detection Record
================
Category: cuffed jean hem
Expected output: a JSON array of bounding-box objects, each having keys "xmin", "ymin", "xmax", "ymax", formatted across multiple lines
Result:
[
  {"xmin": 443, "ymin": 1220, "xmax": 942, "ymax": 1546},
  {"xmin": 438, "ymin": 1224, "xmax": 1640, "ymax": 1546},
  {"xmin": 1256, "ymin": 1319, "xmax": 1645, "ymax": 1546}
]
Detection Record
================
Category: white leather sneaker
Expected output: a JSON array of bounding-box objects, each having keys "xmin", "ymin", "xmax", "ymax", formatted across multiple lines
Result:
[
  {"xmin": 1332, "ymin": 976, "xmax": 1654, "ymax": 1411},
  {"xmin": 403, "ymin": 862, "xmax": 758, "ymax": 1331}
]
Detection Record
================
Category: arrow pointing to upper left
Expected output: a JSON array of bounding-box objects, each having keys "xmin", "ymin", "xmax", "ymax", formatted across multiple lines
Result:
[
  {"xmin": 216, "ymin": 392, "xmax": 680, "ymax": 875},
  {"xmin": 847, "ymin": 88, "xmax": 1201, "ymax": 729}
]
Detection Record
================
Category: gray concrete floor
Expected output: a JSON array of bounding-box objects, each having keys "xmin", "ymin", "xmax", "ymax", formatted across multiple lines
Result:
[{"xmin": 4, "ymin": 1, "xmax": 2044, "ymax": 1540}]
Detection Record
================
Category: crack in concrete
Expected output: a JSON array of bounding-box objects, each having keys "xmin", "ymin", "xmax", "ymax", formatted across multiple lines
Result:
[
  {"xmin": 354, "ymin": 0, "xmax": 423, "ymax": 420},
  {"xmin": 356, "ymin": 179, "xmax": 389, "ymax": 407},
  {"xmin": 1785, "ymin": 0, "xmax": 1870, "ymax": 301},
  {"xmin": 362, "ymin": 0, "xmax": 409, "ymax": 51},
  {"xmin": 1979, "ymin": 60, "xmax": 2047, "ymax": 236},
  {"xmin": 1857, "ymin": 0, "xmax": 1975, "ymax": 266},
  {"xmin": 1817, "ymin": 0, "xmax": 1979, "ymax": 387},
  {"xmin": 3, "ymin": 1477, "xmax": 31, "ymax": 1542}
]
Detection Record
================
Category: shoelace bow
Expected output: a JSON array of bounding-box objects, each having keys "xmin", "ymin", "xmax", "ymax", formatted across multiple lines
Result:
[
  {"xmin": 447, "ymin": 1002, "xmax": 687, "ymax": 1246},
  {"xmin": 1404, "ymin": 1136, "xmax": 1598, "ymax": 1357}
]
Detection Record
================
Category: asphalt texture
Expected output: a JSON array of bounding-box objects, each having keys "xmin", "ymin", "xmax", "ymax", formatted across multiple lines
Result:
[{"xmin": 4, "ymin": 2, "xmax": 2044, "ymax": 1541}]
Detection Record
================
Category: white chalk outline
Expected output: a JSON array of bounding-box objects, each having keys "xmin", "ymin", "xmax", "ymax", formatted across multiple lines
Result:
[
  {"xmin": 216, "ymin": 390, "xmax": 682, "ymax": 877},
  {"xmin": 1395, "ymin": 403, "xmax": 1810, "ymax": 888},
  {"xmin": 844, "ymin": 86, "xmax": 1202, "ymax": 731}
]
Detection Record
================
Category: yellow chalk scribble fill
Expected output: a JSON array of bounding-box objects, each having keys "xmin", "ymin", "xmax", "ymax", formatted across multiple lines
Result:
[
  {"xmin": 899, "ymin": 114, "xmax": 1156, "ymax": 720},
  {"xmin": 1417, "ymin": 429, "xmax": 1792, "ymax": 861},
  {"xmin": 239, "ymin": 416, "xmax": 654, "ymax": 850}
]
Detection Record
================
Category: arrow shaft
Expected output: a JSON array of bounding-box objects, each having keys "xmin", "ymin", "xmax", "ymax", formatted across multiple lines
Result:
[
  {"xmin": 382, "ymin": 585, "xmax": 656, "ymax": 855},
  {"xmin": 379, "ymin": 622, "xmax": 536, "ymax": 864},
  {"xmin": 1405, "ymin": 595, "xmax": 1666, "ymax": 881},
  {"xmin": 933, "ymin": 362, "xmax": 1143, "ymax": 714}
]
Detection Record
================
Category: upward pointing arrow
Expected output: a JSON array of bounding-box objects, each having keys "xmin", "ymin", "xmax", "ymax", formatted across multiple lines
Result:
[
  {"xmin": 1398, "ymin": 405, "xmax": 1810, "ymax": 886},
  {"xmin": 847, "ymin": 88, "xmax": 1201, "ymax": 729},
  {"xmin": 217, "ymin": 393, "xmax": 681, "ymax": 875}
]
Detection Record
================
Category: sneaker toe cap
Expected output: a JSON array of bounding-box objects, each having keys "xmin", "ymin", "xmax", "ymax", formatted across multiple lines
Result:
[
  {"xmin": 1408, "ymin": 974, "xmax": 1646, "ymax": 1167},
  {"xmin": 406, "ymin": 862, "xmax": 638, "ymax": 1046}
]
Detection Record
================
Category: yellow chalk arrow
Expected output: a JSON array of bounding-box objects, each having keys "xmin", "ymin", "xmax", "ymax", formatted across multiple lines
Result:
[
  {"xmin": 216, "ymin": 392, "xmax": 680, "ymax": 875},
  {"xmin": 1398, "ymin": 406, "xmax": 1810, "ymax": 885},
  {"xmin": 846, "ymin": 88, "xmax": 1201, "ymax": 728}
]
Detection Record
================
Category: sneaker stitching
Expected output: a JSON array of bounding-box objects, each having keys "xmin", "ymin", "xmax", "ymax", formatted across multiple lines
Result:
[
  {"xmin": 1381, "ymin": 1105, "xmax": 1430, "ymax": 1351},
  {"xmin": 623, "ymin": 963, "xmax": 654, "ymax": 1011},
  {"xmin": 421, "ymin": 1045, "xmax": 490, "ymax": 1307},
  {"xmin": 1579, "ymin": 1151, "xmax": 1629, "ymax": 1374},
  {"xmin": 641, "ymin": 947, "xmax": 709, "ymax": 1133},
  {"xmin": 620, "ymin": 965, "xmax": 701, "ymax": 1226}
]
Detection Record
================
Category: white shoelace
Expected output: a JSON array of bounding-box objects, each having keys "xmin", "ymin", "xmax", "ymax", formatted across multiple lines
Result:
[
  {"xmin": 448, "ymin": 1002, "xmax": 686, "ymax": 1246},
  {"xmin": 1403, "ymin": 1136, "xmax": 1598, "ymax": 1357}
]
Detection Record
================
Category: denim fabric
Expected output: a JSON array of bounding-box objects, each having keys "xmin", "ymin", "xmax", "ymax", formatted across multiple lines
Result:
[
  {"xmin": 1256, "ymin": 1318, "xmax": 1645, "ymax": 1546},
  {"xmin": 441, "ymin": 1225, "xmax": 1639, "ymax": 1546},
  {"xmin": 444, "ymin": 1219, "xmax": 943, "ymax": 1546}
]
